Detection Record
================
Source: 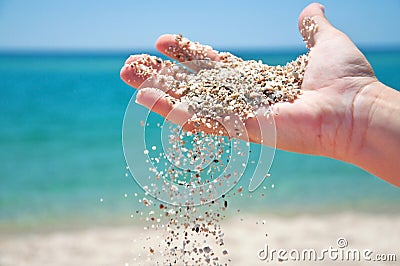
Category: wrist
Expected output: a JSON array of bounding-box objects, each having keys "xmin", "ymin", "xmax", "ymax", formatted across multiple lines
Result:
[{"xmin": 345, "ymin": 80, "xmax": 400, "ymax": 186}]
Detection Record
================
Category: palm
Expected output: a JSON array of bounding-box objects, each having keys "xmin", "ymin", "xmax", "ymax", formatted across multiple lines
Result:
[
  {"xmin": 120, "ymin": 4, "xmax": 377, "ymax": 160},
  {"xmin": 272, "ymin": 29, "xmax": 375, "ymax": 157}
]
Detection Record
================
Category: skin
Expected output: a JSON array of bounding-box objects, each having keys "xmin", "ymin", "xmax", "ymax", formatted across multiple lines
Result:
[{"xmin": 120, "ymin": 3, "xmax": 400, "ymax": 187}]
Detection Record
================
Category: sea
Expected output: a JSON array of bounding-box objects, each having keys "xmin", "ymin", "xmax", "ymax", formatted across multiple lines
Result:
[{"xmin": 1, "ymin": 49, "xmax": 400, "ymax": 234}]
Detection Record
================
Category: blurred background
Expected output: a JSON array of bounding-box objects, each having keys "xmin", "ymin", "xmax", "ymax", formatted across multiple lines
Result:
[{"xmin": 1, "ymin": 0, "xmax": 399, "ymax": 235}]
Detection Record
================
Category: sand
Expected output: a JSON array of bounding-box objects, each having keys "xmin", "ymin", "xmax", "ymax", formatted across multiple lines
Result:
[{"xmin": 1, "ymin": 213, "xmax": 399, "ymax": 266}]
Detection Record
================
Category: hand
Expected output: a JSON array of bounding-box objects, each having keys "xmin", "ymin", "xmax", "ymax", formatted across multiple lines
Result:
[
  {"xmin": 120, "ymin": 3, "xmax": 376, "ymax": 159},
  {"xmin": 120, "ymin": 3, "xmax": 400, "ymax": 186}
]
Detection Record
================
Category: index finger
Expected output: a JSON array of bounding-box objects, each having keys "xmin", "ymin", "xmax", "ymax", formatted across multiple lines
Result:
[{"xmin": 155, "ymin": 34, "xmax": 240, "ymax": 63}]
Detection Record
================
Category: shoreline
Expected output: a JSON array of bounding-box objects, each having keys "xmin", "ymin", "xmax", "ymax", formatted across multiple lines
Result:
[
  {"xmin": 2, "ymin": 209, "xmax": 400, "ymax": 236},
  {"xmin": 1, "ymin": 212, "xmax": 399, "ymax": 266}
]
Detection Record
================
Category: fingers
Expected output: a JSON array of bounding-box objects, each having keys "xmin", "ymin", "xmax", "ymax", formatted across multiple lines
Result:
[
  {"xmin": 156, "ymin": 34, "xmax": 242, "ymax": 64},
  {"xmin": 120, "ymin": 53, "xmax": 188, "ymax": 98},
  {"xmin": 120, "ymin": 34, "xmax": 226, "ymax": 90},
  {"xmin": 122, "ymin": 34, "xmax": 255, "ymax": 143},
  {"xmin": 136, "ymin": 88, "xmax": 192, "ymax": 126},
  {"xmin": 120, "ymin": 54, "xmax": 171, "ymax": 89},
  {"xmin": 155, "ymin": 34, "xmax": 221, "ymax": 62},
  {"xmin": 136, "ymin": 87, "xmax": 225, "ymax": 134},
  {"xmin": 298, "ymin": 3, "xmax": 338, "ymax": 48},
  {"xmin": 136, "ymin": 88, "xmax": 258, "ymax": 142},
  {"xmin": 121, "ymin": 34, "xmax": 241, "ymax": 98}
]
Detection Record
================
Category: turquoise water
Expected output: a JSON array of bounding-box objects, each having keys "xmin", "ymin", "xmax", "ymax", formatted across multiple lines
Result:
[{"xmin": 1, "ymin": 50, "xmax": 399, "ymax": 232}]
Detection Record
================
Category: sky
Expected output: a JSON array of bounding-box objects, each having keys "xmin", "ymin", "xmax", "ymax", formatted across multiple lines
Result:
[{"xmin": 0, "ymin": 0, "xmax": 399, "ymax": 52}]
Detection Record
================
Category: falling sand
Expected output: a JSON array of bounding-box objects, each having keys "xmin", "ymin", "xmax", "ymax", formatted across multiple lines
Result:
[{"xmin": 124, "ymin": 17, "xmax": 318, "ymax": 265}]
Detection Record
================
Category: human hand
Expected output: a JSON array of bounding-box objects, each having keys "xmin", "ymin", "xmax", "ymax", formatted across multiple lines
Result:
[
  {"xmin": 120, "ymin": 3, "xmax": 400, "ymax": 186},
  {"xmin": 121, "ymin": 3, "xmax": 375, "ymax": 158}
]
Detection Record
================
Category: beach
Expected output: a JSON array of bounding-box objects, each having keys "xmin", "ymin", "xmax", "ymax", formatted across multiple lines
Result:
[
  {"xmin": 1, "ymin": 0, "xmax": 400, "ymax": 265},
  {"xmin": 1, "ymin": 213, "xmax": 399, "ymax": 265},
  {"xmin": 1, "ymin": 51, "xmax": 399, "ymax": 265}
]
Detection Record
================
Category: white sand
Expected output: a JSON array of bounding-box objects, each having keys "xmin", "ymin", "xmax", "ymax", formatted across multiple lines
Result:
[{"xmin": 1, "ymin": 213, "xmax": 399, "ymax": 266}]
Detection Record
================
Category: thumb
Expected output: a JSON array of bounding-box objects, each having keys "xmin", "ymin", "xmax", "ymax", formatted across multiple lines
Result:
[{"xmin": 298, "ymin": 3, "xmax": 336, "ymax": 48}]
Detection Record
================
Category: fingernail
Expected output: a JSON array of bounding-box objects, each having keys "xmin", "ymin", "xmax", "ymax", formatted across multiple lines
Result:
[
  {"xmin": 135, "ymin": 88, "xmax": 164, "ymax": 109},
  {"xmin": 319, "ymin": 4, "xmax": 325, "ymax": 14}
]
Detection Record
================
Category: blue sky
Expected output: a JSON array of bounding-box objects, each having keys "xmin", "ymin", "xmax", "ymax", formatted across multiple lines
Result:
[{"xmin": 0, "ymin": 0, "xmax": 399, "ymax": 51}]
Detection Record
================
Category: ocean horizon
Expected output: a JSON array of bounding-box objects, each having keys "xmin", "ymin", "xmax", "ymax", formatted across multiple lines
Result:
[{"xmin": 1, "ymin": 48, "xmax": 400, "ymax": 234}]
